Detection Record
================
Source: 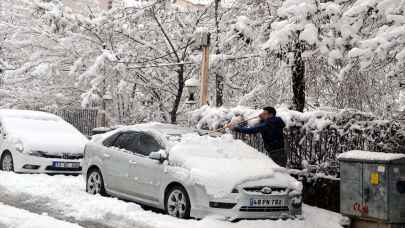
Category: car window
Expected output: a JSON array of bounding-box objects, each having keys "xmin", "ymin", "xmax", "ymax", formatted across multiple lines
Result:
[
  {"xmin": 136, "ymin": 133, "xmax": 162, "ymax": 156},
  {"xmin": 102, "ymin": 132, "xmax": 121, "ymax": 147},
  {"xmin": 112, "ymin": 132, "xmax": 135, "ymax": 150}
]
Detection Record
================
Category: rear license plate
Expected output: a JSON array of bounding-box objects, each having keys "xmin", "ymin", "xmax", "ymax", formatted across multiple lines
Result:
[
  {"xmin": 52, "ymin": 162, "xmax": 80, "ymax": 168},
  {"xmin": 249, "ymin": 198, "xmax": 284, "ymax": 207}
]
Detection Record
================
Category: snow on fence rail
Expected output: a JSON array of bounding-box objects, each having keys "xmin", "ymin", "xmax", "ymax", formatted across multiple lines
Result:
[{"xmin": 191, "ymin": 106, "xmax": 405, "ymax": 174}]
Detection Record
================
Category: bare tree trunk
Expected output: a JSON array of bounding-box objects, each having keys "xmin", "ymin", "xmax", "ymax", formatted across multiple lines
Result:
[
  {"xmin": 291, "ymin": 41, "xmax": 305, "ymax": 112},
  {"xmin": 214, "ymin": 0, "xmax": 224, "ymax": 107},
  {"xmin": 170, "ymin": 66, "xmax": 184, "ymax": 123},
  {"xmin": 151, "ymin": 7, "xmax": 185, "ymax": 123}
]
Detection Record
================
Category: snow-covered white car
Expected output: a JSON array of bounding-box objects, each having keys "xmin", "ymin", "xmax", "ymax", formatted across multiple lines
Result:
[
  {"xmin": 83, "ymin": 123, "xmax": 303, "ymax": 220},
  {"xmin": 0, "ymin": 109, "xmax": 88, "ymax": 174}
]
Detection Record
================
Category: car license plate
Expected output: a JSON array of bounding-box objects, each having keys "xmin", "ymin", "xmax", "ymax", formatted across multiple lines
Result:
[
  {"xmin": 249, "ymin": 198, "xmax": 284, "ymax": 207},
  {"xmin": 53, "ymin": 162, "xmax": 80, "ymax": 168}
]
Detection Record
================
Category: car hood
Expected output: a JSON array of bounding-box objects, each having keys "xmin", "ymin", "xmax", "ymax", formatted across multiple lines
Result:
[
  {"xmin": 15, "ymin": 132, "xmax": 88, "ymax": 155},
  {"xmin": 168, "ymin": 134, "xmax": 301, "ymax": 197}
]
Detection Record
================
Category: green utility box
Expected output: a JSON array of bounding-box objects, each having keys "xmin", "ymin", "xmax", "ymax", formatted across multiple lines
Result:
[{"xmin": 339, "ymin": 150, "xmax": 405, "ymax": 227}]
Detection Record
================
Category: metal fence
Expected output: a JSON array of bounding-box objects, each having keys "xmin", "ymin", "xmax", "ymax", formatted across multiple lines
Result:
[
  {"xmin": 54, "ymin": 109, "xmax": 99, "ymax": 136},
  {"xmin": 31, "ymin": 107, "xmax": 99, "ymax": 136}
]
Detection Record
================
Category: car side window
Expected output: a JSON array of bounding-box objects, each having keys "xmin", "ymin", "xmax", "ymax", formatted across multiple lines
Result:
[
  {"xmin": 136, "ymin": 133, "xmax": 162, "ymax": 156},
  {"xmin": 102, "ymin": 132, "xmax": 121, "ymax": 147},
  {"xmin": 112, "ymin": 132, "xmax": 135, "ymax": 150}
]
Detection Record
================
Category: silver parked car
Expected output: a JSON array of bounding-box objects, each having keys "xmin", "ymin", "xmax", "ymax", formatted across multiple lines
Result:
[{"xmin": 83, "ymin": 123, "xmax": 302, "ymax": 220}]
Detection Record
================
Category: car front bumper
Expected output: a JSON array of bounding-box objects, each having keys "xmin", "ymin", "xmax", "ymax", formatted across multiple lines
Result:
[
  {"xmin": 190, "ymin": 187, "xmax": 302, "ymax": 220},
  {"xmin": 12, "ymin": 151, "xmax": 82, "ymax": 174}
]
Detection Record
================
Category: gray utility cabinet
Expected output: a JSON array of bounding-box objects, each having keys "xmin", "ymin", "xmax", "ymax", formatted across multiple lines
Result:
[{"xmin": 339, "ymin": 151, "xmax": 405, "ymax": 224}]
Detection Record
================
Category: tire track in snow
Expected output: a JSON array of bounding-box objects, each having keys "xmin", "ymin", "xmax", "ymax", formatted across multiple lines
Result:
[{"xmin": 0, "ymin": 185, "xmax": 118, "ymax": 228}]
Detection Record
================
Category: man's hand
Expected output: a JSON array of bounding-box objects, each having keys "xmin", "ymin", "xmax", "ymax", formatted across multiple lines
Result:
[{"xmin": 224, "ymin": 123, "xmax": 235, "ymax": 130}]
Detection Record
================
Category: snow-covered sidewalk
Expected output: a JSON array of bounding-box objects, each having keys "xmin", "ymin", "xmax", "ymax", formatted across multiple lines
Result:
[
  {"xmin": 0, "ymin": 202, "xmax": 83, "ymax": 228},
  {"xmin": 0, "ymin": 172, "xmax": 344, "ymax": 228}
]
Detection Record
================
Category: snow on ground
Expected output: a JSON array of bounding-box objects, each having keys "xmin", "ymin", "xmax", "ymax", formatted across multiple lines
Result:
[
  {"xmin": 0, "ymin": 202, "xmax": 83, "ymax": 228},
  {"xmin": 0, "ymin": 172, "xmax": 344, "ymax": 228}
]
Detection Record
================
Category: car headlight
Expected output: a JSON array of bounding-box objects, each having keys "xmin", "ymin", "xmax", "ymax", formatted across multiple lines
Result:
[
  {"xmin": 15, "ymin": 140, "xmax": 24, "ymax": 153},
  {"xmin": 28, "ymin": 150, "xmax": 42, "ymax": 157}
]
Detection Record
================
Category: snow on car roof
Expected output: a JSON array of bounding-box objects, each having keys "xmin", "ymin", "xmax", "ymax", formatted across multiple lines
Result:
[
  {"xmin": 0, "ymin": 109, "xmax": 61, "ymax": 122},
  {"xmin": 129, "ymin": 122, "xmax": 199, "ymax": 134},
  {"xmin": 101, "ymin": 122, "xmax": 205, "ymax": 138}
]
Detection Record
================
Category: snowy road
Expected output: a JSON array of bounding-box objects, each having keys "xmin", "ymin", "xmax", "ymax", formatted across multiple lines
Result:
[
  {"xmin": 0, "ymin": 172, "xmax": 344, "ymax": 228},
  {"xmin": 0, "ymin": 203, "xmax": 84, "ymax": 228}
]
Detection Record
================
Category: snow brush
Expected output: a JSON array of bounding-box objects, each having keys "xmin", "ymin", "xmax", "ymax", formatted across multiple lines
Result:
[{"xmin": 198, "ymin": 116, "xmax": 259, "ymax": 136}]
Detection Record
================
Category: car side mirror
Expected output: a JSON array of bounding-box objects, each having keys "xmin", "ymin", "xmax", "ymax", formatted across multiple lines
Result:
[{"xmin": 149, "ymin": 151, "xmax": 166, "ymax": 162}]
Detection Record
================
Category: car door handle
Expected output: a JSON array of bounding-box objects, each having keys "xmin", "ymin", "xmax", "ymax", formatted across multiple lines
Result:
[
  {"xmin": 103, "ymin": 153, "xmax": 111, "ymax": 159},
  {"xmin": 129, "ymin": 160, "xmax": 137, "ymax": 165}
]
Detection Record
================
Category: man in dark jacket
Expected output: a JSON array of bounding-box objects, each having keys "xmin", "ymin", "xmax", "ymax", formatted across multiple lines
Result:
[{"xmin": 229, "ymin": 107, "xmax": 287, "ymax": 167}]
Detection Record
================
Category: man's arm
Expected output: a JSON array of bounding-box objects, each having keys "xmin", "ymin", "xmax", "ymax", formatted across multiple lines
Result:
[{"xmin": 234, "ymin": 122, "xmax": 268, "ymax": 134}]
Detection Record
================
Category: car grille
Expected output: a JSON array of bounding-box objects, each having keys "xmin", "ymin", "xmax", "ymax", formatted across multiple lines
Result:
[
  {"xmin": 45, "ymin": 166, "xmax": 82, "ymax": 172},
  {"xmin": 243, "ymin": 186, "xmax": 287, "ymax": 194},
  {"xmin": 209, "ymin": 202, "xmax": 237, "ymax": 209},
  {"xmin": 240, "ymin": 206, "xmax": 289, "ymax": 212},
  {"xmin": 33, "ymin": 151, "xmax": 83, "ymax": 160}
]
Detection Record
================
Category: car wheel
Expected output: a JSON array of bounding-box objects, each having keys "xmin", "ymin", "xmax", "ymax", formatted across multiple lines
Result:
[
  {"xmin": 86, "ymin": 168, "xmax": 106, "ymax": 195},
  {"xmin": 165, "ymin": 185, "xmax": 191, "ymax": 219},
  {"xmin": 0, "ymin": 152, "xmax": 14, "ymax": 172}
]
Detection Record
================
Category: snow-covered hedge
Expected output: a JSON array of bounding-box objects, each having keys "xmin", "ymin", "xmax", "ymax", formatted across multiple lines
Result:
[
  {"xmin": 190, "ymin": 105, "xmax": 376, "ymax": 132},
  {"xmin": 190, "ymin": 106, "xmax": 405, "ymax": 171}
]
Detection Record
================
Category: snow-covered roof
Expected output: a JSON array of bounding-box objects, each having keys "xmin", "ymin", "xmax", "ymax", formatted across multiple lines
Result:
[{"xmin": 338, "ymin": 150, "xmax": 405, "ymax": 162}]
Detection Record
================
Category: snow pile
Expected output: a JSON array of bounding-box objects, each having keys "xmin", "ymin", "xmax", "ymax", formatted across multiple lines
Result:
[
  {"xmin": 169, "ymin": 134, "xmax": 301, "ymax": 197},
  {"xmin": 338, "ymin": 150, "xmax": 405, "ymax": 161},
  {"xmin": 0, "ymin": 172, "xmax": 345, "ymax": 228},
  {"xmin": 0, "ymin": 203, "xmax": 83, "ymax": 228}
]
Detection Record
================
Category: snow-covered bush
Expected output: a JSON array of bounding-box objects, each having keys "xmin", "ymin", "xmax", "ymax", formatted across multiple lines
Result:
[{"xmin": 190, "ymin": 105, "xmax": 405, "ymax": 172}]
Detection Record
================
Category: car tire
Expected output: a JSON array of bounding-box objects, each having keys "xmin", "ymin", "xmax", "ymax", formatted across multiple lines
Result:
[
  {"xmin": 86, "ymin": 168, "xmax": 106, "ymax": 196},
  {"xmin": 165, "ymin": 185, "xmax": 191, "ymax": 219},
  {"xmin": 0, "ymin": 152, "xmax": 14, "ymax": 172}
]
